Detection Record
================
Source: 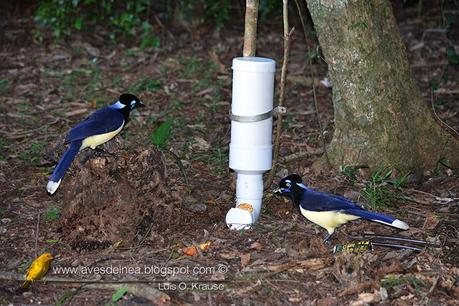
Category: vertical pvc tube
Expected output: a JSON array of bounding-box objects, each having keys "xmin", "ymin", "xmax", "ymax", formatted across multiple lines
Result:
[{"xmin": 226, "ymin": 57, "xmax": 276, "ymax": 230}]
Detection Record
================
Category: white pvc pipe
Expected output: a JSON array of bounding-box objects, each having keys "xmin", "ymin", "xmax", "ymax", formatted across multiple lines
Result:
[{"xmin": 226, "ymin": 57, "xmax": 276, "ymax": 230}]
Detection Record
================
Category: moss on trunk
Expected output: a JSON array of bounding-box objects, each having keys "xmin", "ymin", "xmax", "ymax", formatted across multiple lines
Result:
[{"xmin": 306, "ymin": 0, "xmax": 459, "ymax": 175}]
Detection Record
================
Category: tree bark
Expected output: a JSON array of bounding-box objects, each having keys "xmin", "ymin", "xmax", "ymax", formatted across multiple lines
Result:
[
  {"xmin": 306, "ymin": 0, "xmax": 459, "ymax": 174},
  {"xmin": 243, "ymin": 0, "xmax": 259, "ymax": 56}
]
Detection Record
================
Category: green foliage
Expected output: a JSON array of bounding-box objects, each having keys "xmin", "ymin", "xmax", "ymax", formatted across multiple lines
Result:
[
  {"xmin": 340, "ymin": 165, "xmax": 368, "ymax": 185},
  {"xmin": 35, "ymin": 0, "xmax": 281, "ymax": 41},
  {"xmin": 111, "ymin": 287, "xmax": 128, "ymax": 302},
  {"xmin": 259, "ymin": 0, "xmax": 283, "ymax": 21},
  {"xmin": 177, "ymin": 0, "xmax": 229, "ymax": 30},
  {"xmin": 150, "ymin": 119, "xmax": 173, "ymax": 149},
  {"xmin": 44, "ymin": 239, "xmax": 59, "ymax": 243},
  {"xmin": 191, "ymin": 147, "xmax": 228, "ymax": 177},
  {"xmin": 349, "ymin": 22, "xmax": 368, "ymax": 30},
  {"xmin": 43, "ymin": 207, "xmax": 60, "ymax": 222},
  {"xmin": 428, "ymin": 79, "xmax": 440, "ymax": 91},
  {"xmin": 130, "ymin": 78, "xmax": 161, "ymax": 93},
  {"xmin": 0, "ymin": 79, "xmax": 8, "ymax": 95},
  {"xmin": 140, "ymin": 21, "xmax": 160, "ymax": 49},
  {"xmin": 362, "ymin": 168, "xmax": 407, "ymax": 209},
  {"xmin": 35, "ymin": 0, "xmax": 159, "ymax": 44},
  {"xmin": 19, "ymin": 143, "xmax": 44, "ymax": 165},
  {"xmin": 0, "ymin": 137, "xmax": 8, "ymax": 160},
  {"xmin": 56, "ymin": 287, "xmax": 84, "ymax": 306},
  {"xmin": 180, "ymin": 56, "xmax": 204, "ymax": 79},
  {"xmin": 179, "ymin": 56, "xmax": 223, "ymax": 99},
  {"xmin": 446, "ymin": 46, "xmax": 459, "ymax": 65},
  {"xmin": 438, "ymin": 157, "xmax": 452, "ymax": 169},
  {"xmin": 170, "ymin": 97, "xmax": 183, "ymax": 110},
  {"xmin": 307, "ymin": 45, "xmax": 321, "ymax": 63},
  {"xmin": 444, "ymin": 14, "xmax": 455, "ymax": 29},
  {"xmin": 382, "ymin": 275, "xmax": 426, "ymax": 290}
]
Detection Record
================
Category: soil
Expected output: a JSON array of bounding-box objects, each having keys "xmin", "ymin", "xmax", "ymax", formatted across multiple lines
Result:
[{"xmin": 0, "ymin": 1, "xmax": 458, "ymax": 305}]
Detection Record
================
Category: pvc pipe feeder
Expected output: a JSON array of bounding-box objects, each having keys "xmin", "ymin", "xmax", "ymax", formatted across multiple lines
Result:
[{"xmin": 225, "ymin": 57, "xmax": 277, "ymax": 230}]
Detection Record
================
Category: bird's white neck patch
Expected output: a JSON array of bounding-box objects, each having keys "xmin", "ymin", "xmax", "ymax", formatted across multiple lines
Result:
[
  {"xmin": 297, "ymin": 183, "xmax": 308, "ymax": 190},
  {"xmin": 110, "ymin": 101, "xmax": 126, "ymax": 109}
]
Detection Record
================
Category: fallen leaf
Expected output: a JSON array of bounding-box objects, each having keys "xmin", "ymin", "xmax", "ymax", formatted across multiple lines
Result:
[
  {"xmin": 208, "ymin": 50, "xmax": 225, "ymax": 73},
  {"xmin": 183, "ymin": 246, "xmax": 197, "ymax": 256},
  {"xmin": 423, "ymin": 213, "xmax": 440, "ymax": 230},
  {"xmin": 83, "ymin": 42, "xmax": 100, "ymax": 57},
  {"xmin": 191, "ymin": 136, "xmax": 210, "ymax": 151},
  {"xmin": 218, "ymin": 252, "xmax": 238, "ymax": 259},
  {"xmin": 316, "ymin": 296, "xmax": 337, "ymax": 306},
  {"xmin": 65, "ymin": 108, "xmax": 88, "ymax": 117},
  {"xmin": 240, "ymin": 253, "xmax": 251, "ymax": 267},
  {"xmin": 249, "ymin": 242, "xmax": 262, "ymax": 251},
  {"xmin": 350, "ymin": 291, "xmax": 380, "ymax": 306},
  {"xmin": 182, "ymin": 241, "xmax": 211, "ymax": 256}
]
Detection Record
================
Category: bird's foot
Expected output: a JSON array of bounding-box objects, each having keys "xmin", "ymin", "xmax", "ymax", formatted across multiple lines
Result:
[{"xmin": 93, "ymin": 148, "xmax": 115, "ymax": 158}]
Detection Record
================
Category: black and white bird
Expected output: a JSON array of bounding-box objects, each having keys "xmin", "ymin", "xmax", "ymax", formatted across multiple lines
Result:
[
  {"xmin": 46, "ymin": 93, "xmax": 144, "ymax": 194},
  {"xmin": 276, "ymin": 174, "xmax": 409, "ymax": 242}
]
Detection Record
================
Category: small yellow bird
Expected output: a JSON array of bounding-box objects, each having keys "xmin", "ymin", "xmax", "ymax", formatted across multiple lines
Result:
[{"xmin": 22, "ymin": 252, "xmax": 54, "ymax": 289}]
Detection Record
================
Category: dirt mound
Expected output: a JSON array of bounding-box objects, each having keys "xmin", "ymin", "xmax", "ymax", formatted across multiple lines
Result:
[
  {"xmin": 46, "ymin": 137, "xmax": 227, "ymax": 252},
  {"xmin": 57, "ymin": 144, "xmax": 170, "ymax": 250}
]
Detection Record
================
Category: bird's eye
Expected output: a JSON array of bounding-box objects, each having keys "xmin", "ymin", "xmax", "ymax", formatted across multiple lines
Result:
[
  {"xmin": 130, "ymin": 100, "xmax": 136, "ymax": 107},
  {"xmin": 285, "ymin": 180, "xmax": 291, "ymax": 187}
]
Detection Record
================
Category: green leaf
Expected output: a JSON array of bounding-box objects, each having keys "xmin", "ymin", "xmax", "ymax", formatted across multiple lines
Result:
[
  {"xmin": 74, "ymin": 18, "xmax": 82, "ymax": 30},
  {"xmin": 350, "ymin": 22, "xmax": 368, "ymax": 30},
  {"xmin": 446, "ymin": 46, "xmax": 459, "ymax": 65},
  {"xmin": 429, "ymin": 79, "xmax": 439, "ymax": 91},
  {"xmin": 43, "ymin": 207, "xmax": 60, "ymax": 222},
  {"xmin": 44, "ymin": 239, "xmax": 59, "ymax": 243},
  {"xmin": 150, "ymin": 119, "xmax": 173, "ymax": 149},
  {"xmin": 111, "ymin": 287, "xmax": 128, "ymax": 302},
  {"xmin": 141, "ymin": 36, "xmax": 160, "ymax": 49}
]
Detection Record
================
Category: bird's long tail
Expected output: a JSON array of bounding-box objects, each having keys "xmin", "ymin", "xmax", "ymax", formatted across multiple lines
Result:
[
  {"xmin": 22, "ymin": 280, "xmax": 31, "ymax": 289},
  {"xmin": 345, "ymin": 209, "xmax": 409, "ymax": 230},
  {"xmin": 47, "ymin": 140, "xmax": 82, "ymax": 194}
]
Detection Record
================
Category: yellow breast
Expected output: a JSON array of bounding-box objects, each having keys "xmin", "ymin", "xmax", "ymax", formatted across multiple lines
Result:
[
  {"xmin": 81, "ymin": 123, "xmax": 124, "ymax": 150},
  {"xmin": 26, "ymin": 258, "xmax": 51, "ymax": 281},
  {"xmin": 299, "ymin": 207, "xmax": 360, "ymax": 234}
]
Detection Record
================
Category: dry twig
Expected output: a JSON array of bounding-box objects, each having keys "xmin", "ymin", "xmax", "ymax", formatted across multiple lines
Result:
[{"xmin": 264, "ymin": 0, "xmax": 295, "ymax": 189}]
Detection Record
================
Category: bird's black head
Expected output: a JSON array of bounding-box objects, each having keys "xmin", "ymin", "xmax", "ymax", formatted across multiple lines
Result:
[
  {"xmin": 119, "ymin": 93, "xmax": 144, "ymax": 111},
  {"xmin": 276, "ymin": 174, "xmax": 307, "ymax": 208}
]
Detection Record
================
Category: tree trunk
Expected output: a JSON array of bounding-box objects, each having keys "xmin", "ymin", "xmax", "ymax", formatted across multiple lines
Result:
[{"xmin": 306, "ymin": 0, "xmax": 459, "ymax": 175}]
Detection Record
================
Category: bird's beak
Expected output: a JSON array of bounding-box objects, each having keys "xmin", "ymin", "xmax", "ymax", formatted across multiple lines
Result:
[
  {"xmin": 138, "ymin": 101, "xmax": 145, "ymax": 107},
  {"xmin": 273, "ymin": 188, "xmax": 283, "ymax": 194}
]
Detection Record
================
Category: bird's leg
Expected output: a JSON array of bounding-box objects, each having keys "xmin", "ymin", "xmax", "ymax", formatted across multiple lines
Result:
[{"xmin": 323, "ymin": 232, "xmax": 333, "ymax": 244}]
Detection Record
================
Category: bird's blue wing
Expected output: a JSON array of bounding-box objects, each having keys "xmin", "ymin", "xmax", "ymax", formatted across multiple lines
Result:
[
  {"xmin": 301, "ymin": 189, "xmax": 364, "ymax": 212},
  {"xmin": 65, "ymin": 107, "xmax": 125, "ymax": 143}
]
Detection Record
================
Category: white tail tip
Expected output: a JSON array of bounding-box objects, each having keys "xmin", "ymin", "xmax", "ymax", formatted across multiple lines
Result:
[
  {"xmin": 47, "ymin": 180, "xmax": 61, "ymax": 195},
  {"xmin": 392, "ymin": 219, "xmax": 409, "ymax": 230}
]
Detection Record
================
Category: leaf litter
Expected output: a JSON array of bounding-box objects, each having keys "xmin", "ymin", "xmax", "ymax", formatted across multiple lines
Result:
[{"xmin": 0, "ymin": 2, "xmax": 458, "ymax": 305}]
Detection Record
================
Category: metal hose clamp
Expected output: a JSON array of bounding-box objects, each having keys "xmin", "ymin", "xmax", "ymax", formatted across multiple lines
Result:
[{"xmin": 230, "ymin": 106, "xmax": 287, "ymax": 123}]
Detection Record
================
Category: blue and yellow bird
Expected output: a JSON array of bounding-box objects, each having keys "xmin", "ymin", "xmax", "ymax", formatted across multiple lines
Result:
[
  {"xmin": 276, "ymin": 174, "xmax": 409, "ymax": 242},
  {"xmin": 46, "ymin": 93, "xmax": 144, "ymax": 194}
]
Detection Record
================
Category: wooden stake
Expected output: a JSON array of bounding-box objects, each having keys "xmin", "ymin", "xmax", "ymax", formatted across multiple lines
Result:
[{"xmin": 243, "ymin": 0, "xmax": 260, "ymax": 57}]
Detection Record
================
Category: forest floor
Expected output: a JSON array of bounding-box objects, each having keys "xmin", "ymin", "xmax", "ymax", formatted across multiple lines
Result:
[{"xmin": 0, "ymin": 2, "xmax": 458, "ymax": 305}]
